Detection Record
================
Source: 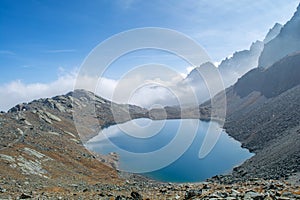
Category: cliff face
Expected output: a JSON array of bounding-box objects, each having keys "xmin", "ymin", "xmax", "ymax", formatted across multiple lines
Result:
[{"xmin": 258, "ymin": 4, "xmax": 300, "ymax": 68}]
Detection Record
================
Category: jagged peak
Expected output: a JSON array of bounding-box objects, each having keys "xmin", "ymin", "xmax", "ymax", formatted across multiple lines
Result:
[
  {"xmin": 250, "ymin": 40, "xmax": 264, "ymax": 51},
  {"xmin": 263, "ymin": 23, "xmax": 283, "ymax": 44}
]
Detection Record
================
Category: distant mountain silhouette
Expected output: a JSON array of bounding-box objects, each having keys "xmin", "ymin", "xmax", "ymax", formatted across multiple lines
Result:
[
  {"xmin": 218, "ymin": 40, "xmax": 263, "ymax": 86},
  {"xmin": 259, "ymin": 4, "xmax": 300, "ymax": 68},
  {"xmin": 263, "ymin": 23, "xmax": 283, "ymax": 43},
  {"xmin": 185, "ymin": 21, "xmax": 283, "ymax": 92}
]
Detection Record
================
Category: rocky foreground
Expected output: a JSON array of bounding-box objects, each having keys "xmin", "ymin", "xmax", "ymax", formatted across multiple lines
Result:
[{"xmin": 1, "ymin": 176, "xmax": 300, "ymax": 199}]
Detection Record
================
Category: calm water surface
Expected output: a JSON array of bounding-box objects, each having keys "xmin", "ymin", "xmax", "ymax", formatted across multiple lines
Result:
[{"xmin": 86, "ymin": 118, "xmax": 253, "ymax": 182}]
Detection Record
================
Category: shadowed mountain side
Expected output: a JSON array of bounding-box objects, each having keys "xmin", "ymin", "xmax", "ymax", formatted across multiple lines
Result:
[
  {"xmin": 204, "ymin": 52, "xmax": 300, "ymax": 182},
  {"xmin": 234, "ymin": 52, "xmax": 300, "ymax": 98}
]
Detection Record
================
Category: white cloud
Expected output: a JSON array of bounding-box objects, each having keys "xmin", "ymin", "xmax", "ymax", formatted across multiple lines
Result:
[
  {"xmin": 0, "ymin": 73, "xmax": 76, "ymax": 111},
  {"xmin": 213, "ymin": 61, "xmax": 221, "ymax": 67},
  {"xmin": 186, "ymin": 66, "xmax": 194, "ymax": 74},
  {"xmin": 0, "ymin": 69, "xmax": 122, "ymax": 111},
  {"xmin": 0, "ymin": 64, "xmax": 222, "ymax": 111}
]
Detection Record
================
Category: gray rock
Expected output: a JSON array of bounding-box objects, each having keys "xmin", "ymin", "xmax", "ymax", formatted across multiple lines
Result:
[
  {"xmin": 115, "ymin": 196, "xmax": 126, "ymax": 200},
  {"xmin": 185, "ymin": 189, "xmax": 202, "ymax": 199},
  {"xmin": 244, "ymin": 191, "xmax": 264, "ymax": 200},
  {"xmin": 19, "ymin": 193, "xmax": 32, "ymax": 199},
  {"xmin": 44, "ymin": 111, "xmax": 61, "ymax": 122},
  {"xmin": 0, "ymin": 186, "xmax": 6, "ymax": 193},
  {"xmin": 131, "ymin": 191, "xmax": 142, "ymax": 200}
]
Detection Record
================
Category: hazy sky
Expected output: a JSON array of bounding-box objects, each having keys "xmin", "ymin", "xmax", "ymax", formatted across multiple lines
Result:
[{"xmin": 0, "ymin": 0, "xmax": 299, "ymax": 110}]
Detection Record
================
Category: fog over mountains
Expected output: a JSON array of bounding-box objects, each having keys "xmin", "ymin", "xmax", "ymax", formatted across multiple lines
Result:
[
  {"xmin": 259, "ymin": 4, "xmax": 300, "ymax": 68},
  {"xmin": 186, "ymin": 21, "xmax": 284, "ymax": 94},
  {"xmin": 184, "ymin": 4, "xmax": 299, "ymax": 107},
  {"xmin": 49, "ymin": 4, "xmax": 299, "ymax": 110}
]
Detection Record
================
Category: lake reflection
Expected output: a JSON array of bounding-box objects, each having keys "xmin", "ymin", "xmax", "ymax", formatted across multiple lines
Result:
[{"xmin": 86, "ymin": 118, "xmax": 253, "ymax": 182}]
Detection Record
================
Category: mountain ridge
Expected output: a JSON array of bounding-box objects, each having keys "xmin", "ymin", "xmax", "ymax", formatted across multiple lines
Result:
[
  {"xmin": 258, "ymin": 4, "xmax": 300, "ymax": 68},
  {"xmin": 211, "ymin": 52, "xmax": 300, "ymax": 182}
]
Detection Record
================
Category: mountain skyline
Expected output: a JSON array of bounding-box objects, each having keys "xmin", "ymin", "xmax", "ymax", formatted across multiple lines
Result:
[{"xmin": 259, "ymin": 3, "xmax": 300, "ymax": 68}]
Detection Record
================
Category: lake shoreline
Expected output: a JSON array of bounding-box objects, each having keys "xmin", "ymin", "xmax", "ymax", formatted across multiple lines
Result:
[{"xmin": 87, "ymin": 118, "xmax": 253, "ymax": 183}]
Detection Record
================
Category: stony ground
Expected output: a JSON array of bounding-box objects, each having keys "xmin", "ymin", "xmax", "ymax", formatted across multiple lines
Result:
[
  {"xmin": 223, "ymin": 85, "xmax": 300, "ymax": 181},
  {"xmin": 0, "ymin": 176, "xmax": 299, "ymax": 199}
]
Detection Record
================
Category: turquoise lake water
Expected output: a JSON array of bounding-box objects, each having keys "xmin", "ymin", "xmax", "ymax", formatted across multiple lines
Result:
[{"xmin": 86, "ymin": 118, "xmax": 253, "ymax": 182}]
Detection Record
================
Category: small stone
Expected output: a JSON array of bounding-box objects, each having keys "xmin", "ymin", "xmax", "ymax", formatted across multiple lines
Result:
[
  {"xmin": 244, "ymin": 191, "xmax": 264, "ymax": 200},
  {"xmin": 0, "ymin": 154, "xmax": 15, "ymax": 162},
  {"xmin": 209, "ymin": 193, "xmax": 222, "ymax": 199},
  {"xmin": 44, "ymin": 111, "xmax": 61, "ymax": 122},
  {"xmin": 24, "ymin": 120, "xmax": 32, "ymax": 126},
  {"xmin": 70, "ymin": 184, "xmax": 78, "ymax": 187},
  {"xmin": 48, "ymin": 131, "xmax": 60, "ymax": 136},
  {"xmin": 19, "ymin": 193, "xmax": 32, "ymax": 199},
  {"xmin": 54, "ymin": 102, "xmax": 66, "ymax": 112},
  {"xmin": 160, "ymin": 188, "xmax": 167, "ymax": 194},
  {"xmin": 202, "ymin": 184, "xmax": 210, "ymax": 189},
  {"xmin": 281, "ymin": 192, "xmax": 294, "ymax": 198},
  {"xmin": 226, "ymin": 197, "xmax": 237, "ymax": 200},
  {"xmin": 276, "ymin": 197, "xmax": 290, "ymax": 200},
  {"xmin": 115, "ymin": 195, "xmax": 126, "ymax": 200},
  {"xmin": 131, "ymin": 191, "xmax": 143, "ymax": 200},
  {"xmin": 185, "ymin": 190, "xmax": 202, "ymax": 199},
  {"xmin": 0, "ymin": 187, "xmax": 6, "ymax": 193}
]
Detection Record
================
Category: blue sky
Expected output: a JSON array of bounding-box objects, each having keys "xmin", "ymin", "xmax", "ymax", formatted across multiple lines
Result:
[{"xmin": 0, "ymin": 0, "xmax": 299, "ymax": 110}]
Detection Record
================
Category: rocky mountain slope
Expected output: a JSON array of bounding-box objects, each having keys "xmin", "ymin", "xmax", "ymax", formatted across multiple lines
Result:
[
  {"xmin": 210, "ymin": 52, "xmax": 300, "ymax": 182},
  {"xmin": 259, "ymin": 4, "xmax": 300, "ymax": 68},
  {"xmin": 0, "ymin": 96, "xmax": 116, "ymax": 198}
]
